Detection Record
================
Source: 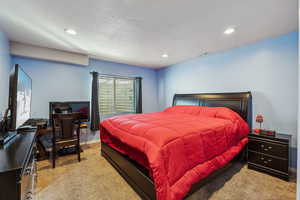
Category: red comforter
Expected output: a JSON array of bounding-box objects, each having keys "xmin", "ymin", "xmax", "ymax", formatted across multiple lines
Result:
[{"xmin": 100, "ymin": 106, "xmax": 249, "ymax": 200}]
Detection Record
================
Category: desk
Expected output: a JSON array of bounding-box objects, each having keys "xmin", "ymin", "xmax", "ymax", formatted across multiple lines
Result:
[
  {"xmin": 0, "ymin": 131, "xmax": 37, "ymax": 200},
  {"xmin": 36, "ymin": 127, "xmax": 53, "ymax": 161},
  {"xmin": 36, "ymin": 124, "xmax": 88, "ymax": 161}
]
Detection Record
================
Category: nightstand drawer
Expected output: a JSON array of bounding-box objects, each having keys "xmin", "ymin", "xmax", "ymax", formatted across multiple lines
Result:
[
  {"xmin": 248, "ymin": 151, "xmax": 288, "ymax": 173},
  {"xmin": 248, "ymin": 139, "xmax": 288, "ymax": 158}
]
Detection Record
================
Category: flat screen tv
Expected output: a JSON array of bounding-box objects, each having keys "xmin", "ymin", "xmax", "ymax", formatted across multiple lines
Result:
[
  {"xmin": 49, "ymin": 101, "xmax": 90, "ymax": 125},
  {"xmin": 8, "ymin": 64, "xmax": 32, "ymax": 130}
]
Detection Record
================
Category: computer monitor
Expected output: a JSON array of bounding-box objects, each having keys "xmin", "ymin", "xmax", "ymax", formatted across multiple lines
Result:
[
  {"xmin": 49, "ymin": 101, "xmax": 90, "ymax": 125},
  {"xmin": 8, "ymin": 64, "xmax": 32, "ymax": 130}
]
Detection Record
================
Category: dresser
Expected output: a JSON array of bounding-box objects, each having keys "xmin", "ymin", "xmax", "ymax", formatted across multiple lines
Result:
[
  {"xmin": 0, "ymin": 131, "xmax": 37, "ymax": 200},
  {"xmin": 247, "ymin": 132, "xmax": 291, "ymax": 181}
]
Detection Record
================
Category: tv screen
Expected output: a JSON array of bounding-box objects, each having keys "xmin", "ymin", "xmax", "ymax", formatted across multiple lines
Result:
[
  {"xmin": 9, "ymin": 64, "xmax": 32, "ymax": 130},
  {"xmin": 49, "ymin": 101, "xmax": 90, "ymax": 124}
]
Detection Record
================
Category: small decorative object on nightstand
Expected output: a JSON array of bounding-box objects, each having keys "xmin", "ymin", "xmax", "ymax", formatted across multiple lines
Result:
[
  {"xmin": 254, "ymin": 114, "xmax": 276, "ymax": 137},
  {"xmin": 248, "ymin": 131, "xmax": 291, "ymax": 181},
  {"xmin": 256, "ymin": 114, "xmax": 264, "ymax": 129}
]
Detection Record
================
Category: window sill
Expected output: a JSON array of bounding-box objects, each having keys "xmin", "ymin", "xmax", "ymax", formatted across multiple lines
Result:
[{"xmin": 100, "ymin": 112, "xmax": 136, "ymax": 121}]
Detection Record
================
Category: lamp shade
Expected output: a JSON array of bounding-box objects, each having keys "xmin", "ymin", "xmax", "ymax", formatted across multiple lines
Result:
[{"xmin": 256, "ymin": 114, "xmax": 264, "ymax": 123}]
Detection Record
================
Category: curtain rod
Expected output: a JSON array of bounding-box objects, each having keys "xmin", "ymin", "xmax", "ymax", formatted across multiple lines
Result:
[{"xmin": 90, "ymin": 71, "xmax": 142, "ymax": 80}]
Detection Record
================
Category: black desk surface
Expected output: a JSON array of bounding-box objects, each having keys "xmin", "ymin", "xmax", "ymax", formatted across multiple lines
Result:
[{"xmin": 0, "ymin": 132, "xmax": 36, "ymax": 173}]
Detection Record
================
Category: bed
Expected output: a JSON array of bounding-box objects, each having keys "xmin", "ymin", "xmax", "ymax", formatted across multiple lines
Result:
[{"xmin": 100, "ymin": 92, "xmax": 252, "ymax": 200}]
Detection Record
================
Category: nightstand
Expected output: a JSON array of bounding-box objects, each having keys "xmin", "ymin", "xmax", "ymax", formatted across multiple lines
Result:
[{"xmin": 247, "ymin": 132, "xmax": 291, "ymax": 181}]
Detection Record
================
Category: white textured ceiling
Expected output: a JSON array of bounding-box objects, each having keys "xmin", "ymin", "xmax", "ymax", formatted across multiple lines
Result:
[{"xmin": 0, "ymin": 0, "xmax": 297, "ymax": 68}]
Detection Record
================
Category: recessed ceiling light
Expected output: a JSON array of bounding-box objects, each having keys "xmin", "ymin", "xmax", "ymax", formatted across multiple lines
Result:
[
  {"xmin": 64, "ymin": 28, "xmax": 77, "ymax": 35},
  {"xmin": 224, "ymin": 27, "xmax": 235, "ymax": 35},
  {"xmin": 162, "ymin": 54, "xmax": 168, "ymax": 58}
]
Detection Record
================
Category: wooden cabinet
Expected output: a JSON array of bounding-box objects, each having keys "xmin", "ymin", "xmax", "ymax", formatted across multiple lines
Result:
[
  {"xmin": 247, "ymin": 132, "xmax": 291, "ymax": 181},
  {"xmin": 0, "ymin": 131, "xmax": 37, "ymax": 200}
]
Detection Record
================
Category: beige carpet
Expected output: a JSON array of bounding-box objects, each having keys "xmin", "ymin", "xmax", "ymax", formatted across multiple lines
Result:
[{"xmin": 36, "ymin": 143, "xmax": 296, "ymax": 200}]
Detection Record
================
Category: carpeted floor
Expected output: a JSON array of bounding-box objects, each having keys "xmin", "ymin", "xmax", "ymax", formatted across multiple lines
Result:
[{"xmin": 36, "ymin": 143, "xmax": 296, "ymax": 200}]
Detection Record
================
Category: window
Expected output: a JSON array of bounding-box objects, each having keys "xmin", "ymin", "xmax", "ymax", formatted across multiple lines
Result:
[{"xmin": 99, "ymin": 77, "xmax": 136, "ymax": 117}]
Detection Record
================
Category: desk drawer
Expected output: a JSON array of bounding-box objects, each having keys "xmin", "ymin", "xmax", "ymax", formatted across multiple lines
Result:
[
  {"xmin": 248, "ymin": 139, "xmax": 288, "ymax": 158},
  {"xmin": 21, "ymin": 143, "xmax": 37, "ymax": 200},
  {"xmin": 248, "ymin": 151, "xmax": 288, "ymax": 173}
]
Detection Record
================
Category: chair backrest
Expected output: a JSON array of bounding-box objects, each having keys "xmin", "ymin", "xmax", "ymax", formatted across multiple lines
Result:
[
  {"xmin": 52, "ymin": 113, "xmax": 82, "ymax": 139},
  {"xmin": 53, "ymin": 104, "xmax": 73, "ymax": 114}
]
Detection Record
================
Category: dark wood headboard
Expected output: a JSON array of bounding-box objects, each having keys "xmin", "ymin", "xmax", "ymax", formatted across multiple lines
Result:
[{"xmin": 172, "ymin": 92, "xmax": 252, "ymax": 128}]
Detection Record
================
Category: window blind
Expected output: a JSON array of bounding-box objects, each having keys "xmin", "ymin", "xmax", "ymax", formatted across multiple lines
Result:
[{"xmin": 99, "ymin": 77, "xmax": 136, "ymax": 116}]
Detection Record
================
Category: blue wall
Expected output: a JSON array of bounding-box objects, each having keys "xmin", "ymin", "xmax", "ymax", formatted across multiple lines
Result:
[
  {"xmin": 0, "ymin": 31, "xmax": 12, "ymax": 115},
  {"xmin": 12, "ymin": 56, "xmax": 159, "ymax": 141},
  {"xmin": 297, "ymin": 29, "xmax": 300, "ymax": 200},
  {"xmin": 157, "ymin": 32, "xmax": 298, "ymax": 166},
  {"xmin": 12, "ymin": 57, "xmax": 159, "ymax": 117}
]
